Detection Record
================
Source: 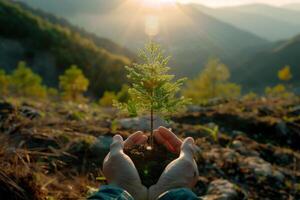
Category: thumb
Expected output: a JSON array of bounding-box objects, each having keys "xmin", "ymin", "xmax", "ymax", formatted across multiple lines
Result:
[
  {"xmin": 110, "ymin": 135, "xmax": 124, "ymax": 153},
  {"xmin": 181, "ymin": 137, "xmax": 198, "ymax": 155}
]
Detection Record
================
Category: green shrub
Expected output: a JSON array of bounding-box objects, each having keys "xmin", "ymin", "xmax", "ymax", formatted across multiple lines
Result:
[
  {"xmin": 183, "ymin": 58, "xmax": 241, "ymax": 104},
  {"xmin": 9, "ymin": 61, "xmax": 47, "ymax": 98},
  {"xmin": 59, "ymin": 65, "xmax": 89, "ymax": 101}
]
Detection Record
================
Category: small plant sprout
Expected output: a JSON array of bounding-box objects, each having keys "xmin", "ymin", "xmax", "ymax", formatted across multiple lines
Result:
[{"xmin": 115, "ymin": 42, "xmax": 189, "ymax": 148}]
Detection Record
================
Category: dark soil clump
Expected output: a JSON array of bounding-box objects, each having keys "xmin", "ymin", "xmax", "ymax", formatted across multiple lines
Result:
[{"xmin": 125, "ymin": 142, "xmax": 177, "ymax": 187}]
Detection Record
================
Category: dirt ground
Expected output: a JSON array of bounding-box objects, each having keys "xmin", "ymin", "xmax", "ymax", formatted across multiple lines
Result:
[{"xmin": 0, "ymin": 98, "xmax": 299, "ymax": 199}]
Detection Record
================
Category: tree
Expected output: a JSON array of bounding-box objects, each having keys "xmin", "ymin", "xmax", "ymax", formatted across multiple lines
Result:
[
  {"xmin": 47, "ymin": 87, "xmax": 59, "ymax": 98},
  {"xmin": 59, "ymin": 65, "xmax": 89, "ymax": 101},
  {"xmin": 115, "ymin": 42, "xmax": 189, "ymax": 148},
  {"xmin": 265, "ymin": 84, "xmax": 294, "ymax": 99},
  {"xmin": 10, "ymin": 61, "xmax": 47, "ymax": 98},
  {"xmin": 278, "ymin": 65, "xmax": 292, "ymax": 82},
  {"xmin": 0, "ymin": 69, "xmax": 9, "ymax": 98},
  {"xmin": 265, "ymin": 65, "xmax": 294, "ymax": 98},
  {"xmin": 99, "ymin": 85, "xmax": 129, "ymax": 107},
  {"xmin": 183, "ymin": 58, "xmax": 241, "ymax": 104},
  {"xmin": 99, "ymin": 91, "xmax": 118, "ymax": 107}
]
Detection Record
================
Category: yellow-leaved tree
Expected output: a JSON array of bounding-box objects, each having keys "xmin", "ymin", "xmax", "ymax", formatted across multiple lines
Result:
[
  {"xmin": 99, "ymin": 85, "xmax": 130, "ymax": 107},
  {"xmin": 10, "ymin": 61, "xmax": 47, "ymax": 98},
  {"xmin": 59, "ymin": 65, "xmax": 89, "ymax": 101},
  {"xmin": 0, "ymin": 69, "xmax": 9, "ymax": 98},
  {"xmin": 278, "ymin": 65, "xmax": 292, "ymax": 81},
  {"xmin": 183, "ymin": 58, "xmax": 241, "ymax": 104},
  {"xmin": 265, "ymin": 65, "xmax": 294, "ymax": 98}
]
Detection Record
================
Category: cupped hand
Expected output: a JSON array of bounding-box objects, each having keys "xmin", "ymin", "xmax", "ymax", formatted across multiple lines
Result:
[
  {"xmin": 103, "ymin": 133, "xmax": 148, "ymax": 200},
  {"xmin": 149, "ymin": 132, "xmax": 199, "ymax": 200},
  {"xmin": 153, "ymin": 126, "xmax": 182, "ymax": 154}
]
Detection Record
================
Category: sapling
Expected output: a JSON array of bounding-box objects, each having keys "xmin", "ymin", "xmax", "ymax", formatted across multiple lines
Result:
[{"xmin": 115, "ymin": 42, "xmax": 189, "ymax": 149}]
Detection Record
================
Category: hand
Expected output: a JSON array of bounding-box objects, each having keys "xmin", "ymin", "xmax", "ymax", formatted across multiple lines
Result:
[
  {"xmin": 154, "ymin": 126, "xmax": 182, "ymax": 154},
  {"xmin": 103, "ymin": 132, "xmax": 148, "ymax": 200},
  {"xmin": 149, "ymin": 128, "xmax": 199, "ymax": 200}
]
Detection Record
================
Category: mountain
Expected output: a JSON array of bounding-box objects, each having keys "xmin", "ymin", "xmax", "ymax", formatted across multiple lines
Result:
[
  {"xmin": 195, "ymin": 4, "xmax": 300, "ymax": 41},
  {"xmin": 14, "ymin": 0, "xmax": 269, "ymax": 79},
  {"xmin": 0, "ymin": 0, "xmax": 133, "ymax": 97},
  {"xmin": 232, "ymin": 34, "xmax": 300, "ymax": 92},
  {"xmin": 282, "ymin": 3, "xmax": 300, "ymax": 12}
]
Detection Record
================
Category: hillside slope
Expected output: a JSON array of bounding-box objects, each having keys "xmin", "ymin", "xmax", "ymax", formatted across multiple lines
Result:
[
  {"xmin": 0, "ymin": 0, "xmax": 131, "ymax": 96},
  {"xmin": 232, "ymin": 34, "xmax": 300, "ymax": 92},
  {"xmin": 196, "ymin": 4, "xmax": 300, "ymax": 41},
  {"xmin": 15, "ymin": 0, "xmax": 269, "ymax": 78}
]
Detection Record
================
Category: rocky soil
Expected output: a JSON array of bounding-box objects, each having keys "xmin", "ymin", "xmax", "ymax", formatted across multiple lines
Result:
[{"xmin": 0, "ymin": 98, "xmax": 299, "ymax": 199}]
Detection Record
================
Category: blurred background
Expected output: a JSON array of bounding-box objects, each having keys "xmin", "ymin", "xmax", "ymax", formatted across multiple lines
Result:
[{"xmin": 1, "ymin": 0, "xmax": 300, "ymax": 103}]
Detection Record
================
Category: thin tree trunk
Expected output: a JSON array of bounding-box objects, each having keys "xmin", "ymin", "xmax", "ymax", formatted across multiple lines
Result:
[{"xmin": 150, "ymin": 102, "xmax": 154, "ymax": 148}]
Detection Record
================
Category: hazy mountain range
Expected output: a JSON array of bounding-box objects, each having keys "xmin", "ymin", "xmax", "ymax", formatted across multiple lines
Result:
[
  {"xmin": 195, "ymin": 3, "xmax": 300, "ymax": 41},
  {"xmin": 3, "ymin": 0, "xmax": 300, "ymax": 93},
  {"xmin": 14, "ymin": 0, "xmax": 269, "ymax": 78}
]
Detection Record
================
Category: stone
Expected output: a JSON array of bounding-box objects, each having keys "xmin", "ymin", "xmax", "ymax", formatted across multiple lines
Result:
[
  {"xmin": 231, "ymin": 140, "xmax": 243, "ymax": 149},
  {"xmin": 118, "ymin": 115, "xmax": 169, "ymax": 131},
  {"xmin": 202, "ymin": 179, "xmax": 238, "ymax": 200},
  {"xmin": 19, "ymin": 106, "xmax": 41, "ymax": 120},
  {"xmin": 243, "ymin": 156, "xmax": 272, "ymax": 177},
  {"xmin": 289, "ymin": 105, "xmax": 300, "ymax": 116},
  {"xmin": 187, "ymin": 105, "xmax": 211, "ymax": 113},
  {"xmin": 0, "ymin": 102, "xmax": 14, "ymax": 120},
  {"xmin": 90, "ymin": 135, "xmax": 113, "ymax": 160},
  {"xmin": 276, "ymin": 121, "xmax": 288, "ymax": 136},
  {"xmin": 241, "ymin": 156, "xmax": 284, "ymax": 181}
]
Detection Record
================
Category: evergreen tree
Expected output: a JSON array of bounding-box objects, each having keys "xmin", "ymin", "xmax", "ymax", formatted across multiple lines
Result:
[
  {"xmin": 183, "ymin": 58, "xmax": 241, "ymax": 104},
  {"xmin": 115, "ymin": 42, "xmax": 189, "ymax": 148},
  {"xmin": 59, "ymin": 65, "xmax": 89, "ymax": 101},
  {"xmin": 10, "ymin": 61, "xmax": 47, "ymax": 98}
]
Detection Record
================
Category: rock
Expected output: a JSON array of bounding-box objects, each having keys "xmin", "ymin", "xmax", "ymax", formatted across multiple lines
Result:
[
  {"xmin": 0, "ymin": 102, "xmax": 14, "ymax": 120},
  {"xmin": 276, "ymin": 121, "xmax": 288, "ymax": 136},
  {"xmin": 241, "ymin": 156, "xmax": 284, "ymax": 182},
  {"xmin": 231, "ymin": 130, "xmax": 246, "ymax": 137},
  {"xmin": 231, "ymin": 140, "xmax": 259, "ymax": 157},
  {"xmin": 205, "ymin": 148, "xmax": 239, "ymax": 163},
  {"xmin": 289, "ymin": 105, "xmax": 300, "ymax": 116},
  {"xmin": 187, "ymin": 105, "xmax": 211, "ymax": 113},
  {"xmin": 231, "ymin": 140, "xmax": 243, "ymax": 149},
  {"xmin": 258, "ymin": 106, "xmax": 273, "ymax": 116},
  {"xmin": 118, "ymin": 115, "xmax": 169, "ymax": 131},
  {"xmin": 90, "ymin": 135, "xmax": 113, "ymax": 160},
  {"xmin": 202, "ymin": 179, "xmax": 238, "ymax": 200},
  {"xmin": 243, "ymin": 157, "xmax": 273, "ymax": 177},
  {"xmin": 19, "ymin": 106, "xmax": 41, "ymax": 120}
]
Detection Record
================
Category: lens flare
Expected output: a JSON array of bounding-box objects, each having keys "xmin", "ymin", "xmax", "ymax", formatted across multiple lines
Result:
[{"xmin": 145, "ymin": 15, "xmax": 160, "ymax": 37}]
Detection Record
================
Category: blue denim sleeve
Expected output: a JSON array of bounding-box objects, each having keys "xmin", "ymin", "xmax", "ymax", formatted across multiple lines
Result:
[
  {"xmin": 87, "ymin": 185, "xmax": 134, "ymax": 200},
  {"xmin": 158, "ymin": 188, "xmax": 199, "ymax": 200}
]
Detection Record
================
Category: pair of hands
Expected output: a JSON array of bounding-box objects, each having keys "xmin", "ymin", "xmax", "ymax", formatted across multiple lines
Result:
[{"xmin": 103, "ymin": 126, "xmax": 199, "ymax": 200}]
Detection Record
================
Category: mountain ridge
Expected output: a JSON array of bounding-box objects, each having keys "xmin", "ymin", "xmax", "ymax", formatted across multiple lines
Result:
[{"xmin": 0, "ymin": 0, "xmax": 132, "ymax": 97}]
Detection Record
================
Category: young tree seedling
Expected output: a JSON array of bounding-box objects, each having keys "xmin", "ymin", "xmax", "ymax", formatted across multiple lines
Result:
[{"xmin": 115, "ymin": 42, "xmax": 189, "ymax": 149}]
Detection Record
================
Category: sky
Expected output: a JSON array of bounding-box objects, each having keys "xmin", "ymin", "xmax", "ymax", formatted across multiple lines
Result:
[{"xmin": 185, "ymin": 0, "xmax": 300, "ymax": 7}]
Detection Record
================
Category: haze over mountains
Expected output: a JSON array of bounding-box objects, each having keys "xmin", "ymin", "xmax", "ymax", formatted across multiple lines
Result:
[
  {"xmin": 5, "ymin": 0, "xmax": 300, "ymax": 92},
  {"xmin": 14, "ymin": 0, "xmax": 269, "ymax": 77},
  {"xmin": 196, "ymin": 3, "xmax": 300, "ymax": 41}
]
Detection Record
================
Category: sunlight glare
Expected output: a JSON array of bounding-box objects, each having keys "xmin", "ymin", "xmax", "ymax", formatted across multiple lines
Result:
[
  {"xmin": 145, "ymin": 15, "xmax": 160, "ymax": 37},
  {"xmin": 142, "ymin": 0, "xmax": 176, "ymax": 7}
]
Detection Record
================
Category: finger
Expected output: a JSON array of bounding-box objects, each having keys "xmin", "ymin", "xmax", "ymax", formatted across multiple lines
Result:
[
  {"xmin": 110, "ymin": 135, "xmax": 124, "ymax": 152},
  {"xmin": 124, "ymin": 131, "xmax": 147, "ymax": 149},
  {"xmin": 181, "ymin": 137, "xmax": 199, "ymax": 155},
  {"xmin": 158, "ymin": 126, "xmax": 182, "ymax": 153},
  {"xmin": 154, "ymin": 129, "xmax": 179, "ymax": 154}
]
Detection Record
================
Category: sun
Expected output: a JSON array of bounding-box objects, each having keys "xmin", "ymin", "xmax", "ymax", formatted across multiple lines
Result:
[{"xmin": 142, "ymin": 0, "xmax": 177, "ymax": 7}]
